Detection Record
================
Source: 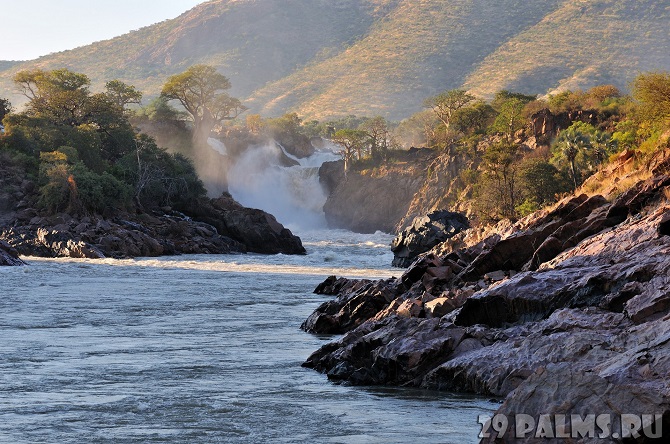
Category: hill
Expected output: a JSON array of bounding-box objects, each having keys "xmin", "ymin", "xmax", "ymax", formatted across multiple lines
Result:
[{"xmin": 1, "ymin": 0, "xmax": 669, "ymax": 120}]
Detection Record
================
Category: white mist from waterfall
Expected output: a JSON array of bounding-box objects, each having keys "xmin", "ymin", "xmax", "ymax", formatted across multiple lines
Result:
[{"xmin": 224, "ymin": 141, "xmax": 339, "ymax": 230}]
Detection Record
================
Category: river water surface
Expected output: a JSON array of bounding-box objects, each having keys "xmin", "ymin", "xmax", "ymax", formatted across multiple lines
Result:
[{"xmin": 1, "ymin": 230, "xmax": 495, "ymax": 443}]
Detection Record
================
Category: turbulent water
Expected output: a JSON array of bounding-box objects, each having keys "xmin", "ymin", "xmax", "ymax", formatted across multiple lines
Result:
[
  {"xmin": 227, "ymin": 141, "xmax": 340, "ymax": 230},
  {"xmin": 0, "ymin": 230, "xmax": 495, "ymax": 443}
]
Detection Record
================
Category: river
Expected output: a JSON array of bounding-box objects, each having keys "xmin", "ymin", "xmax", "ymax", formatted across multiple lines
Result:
[{"xmin": 0, "ymin": 229, "xmax": 495, "ymax": 443}]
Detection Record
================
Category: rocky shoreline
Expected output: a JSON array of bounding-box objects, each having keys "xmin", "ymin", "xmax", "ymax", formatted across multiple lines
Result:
[
  {"xmin": 302, "ymin": 154, "xmax": 670, "ymax": 441},
  {"xmin": 0, "ymin": 192, "xmax": 305, "ymax": 262}
]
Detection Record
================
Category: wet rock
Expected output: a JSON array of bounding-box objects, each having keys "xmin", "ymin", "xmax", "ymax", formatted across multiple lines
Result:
[
  {"xmin": 0, "ymin": 240, "xmax": 24, "ymax": 266},
  {"xmin": 481, "ymin": 318, "xmax": 670, "ymax": 443},
  {"xmin": 185, "ymin": 193, "xmax": 305, "ymax": 255},
  {"xmin": 301, "ymin": 171, "xmax": 670, "ymax": 430},
  {"xmin": 303, "ymin": 315, "xmax": 465, "ymax": 386},
  {"xmin": 391, "ymin": 210, "xmax": 469, "ymax": 268},
  {"xmin": 1, "ymin": 191, "xmax": 306, "ymax": 259},
  {"xmin": 301, "ymin": 278, "xmax": 400, "ymax": 334}
]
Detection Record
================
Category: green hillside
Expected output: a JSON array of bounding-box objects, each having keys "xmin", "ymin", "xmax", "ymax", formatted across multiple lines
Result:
[{"xmin": 1, "ymin": 0, "xmax": 669, "ymax": 120}]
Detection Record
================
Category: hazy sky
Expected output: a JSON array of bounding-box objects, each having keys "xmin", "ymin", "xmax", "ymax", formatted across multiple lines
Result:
[{"xmin": 2, "ymin": 0, "xmax": 207, "ymax": 61}]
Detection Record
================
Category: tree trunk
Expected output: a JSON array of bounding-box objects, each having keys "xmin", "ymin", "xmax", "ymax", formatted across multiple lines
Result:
[{"xmin": 570, "ymin": 158, "xmax": 578, "ymax": 191}]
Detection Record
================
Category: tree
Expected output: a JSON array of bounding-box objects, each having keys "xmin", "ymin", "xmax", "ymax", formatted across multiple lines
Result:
[
  {"xmin": 396, "ymin": 109, "xmax": 441, "ymax": 148},
  {"xmin": 424, "ymin": 89, "xmax": 476, "ymax": 131},
  {"xmin": 331, "ymin": 129, "xmax": 368, "ymax": 176},
  {"xmin": 360, "ymin": 116, "xmax": 395, "ymax": 161},
  {"xmin": 489, "ymin": 98, "xmax": 528, "ymax": 139},
  {"xmin": 478, "ymin": 140, "xmax": 521, "ymax": 219},
  {"xmin": 586, "ymin": 85, "xmax": 621, "ymax": 104},
  {"xmin": 13, "ymin": 68, "xmax": 134, "ymax": 162},
  {"xmin": 0, "ymin": 98, "xmax": 11, "ymax": 123},
  {"xmin": 105, "ymin": 80, "xmax": 142, "ymax": 110},
  {"xmin": 490, "ymin": 90, "xmax": 537, "ymax": 111},
  {"xmin": 517, "ymin": 158, "xmax": 570, "ymax": 211},
  {"xmin": 451, "ymin": 101, "xmax": 496, "ymax": 135},
  {"xmin": 590, "ymin": 130, "xmax": 615, "ymax": 166},
  {"xmin": 489, "ymin": 91, "xmax": 536, "ymax": 139},
  {"xmin": 552, "ymin": 124, "xmax": 592, "ymax": 190},
  {"xmin": 245, "ymin": 114, "xmax": 264, "ymax": 134},
  {"xmin": 632, "ymin": 72, "xmax": 670, "ymax": 128},
  {"xmin": 14, "ymin": 68, "xmax": 91, "ymax": 126},
  {"xmin": 117, "ymin": 134, "xmax": 206, "ymax": 209},
  {"xmin": 137, "ymin": 97, "xmax": 184, "ymax": 122},
  {"xmin": 161, "ymin": 65, "xmax": 246, "ymax": 147}
]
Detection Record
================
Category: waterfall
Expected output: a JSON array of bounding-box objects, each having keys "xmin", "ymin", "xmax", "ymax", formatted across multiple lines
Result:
[
  {"xmin": 207, "ymin": 137, "xmax": 228, "ymax": 156},
  {"xmin": 222, "ymin": 140, "xmax": 340, "ymax": 230}
]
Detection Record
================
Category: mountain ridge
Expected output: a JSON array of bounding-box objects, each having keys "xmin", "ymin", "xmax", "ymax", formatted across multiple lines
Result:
[{"xmin": 1, "ymin": 0, "xmax": 669, "ymax": 120}]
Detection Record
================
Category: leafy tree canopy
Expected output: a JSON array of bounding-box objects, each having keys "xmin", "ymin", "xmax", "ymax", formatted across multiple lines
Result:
[
  {"xmin": 105, "ymin": 80, "xmax": 143, "ymax": 110},
  {"xmin": 161, "ymin": 65, "xmax": 246, "ymax": 146},
  {"xmin": 424, "ymin": 89, "xmax": 476, "ymax": 130},
  {"xmin": 632, "ymin": 72, "xmax": 670, "ymax": 128}
]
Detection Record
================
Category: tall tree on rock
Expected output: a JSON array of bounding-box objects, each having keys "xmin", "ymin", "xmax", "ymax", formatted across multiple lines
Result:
[
  {"xmin": 332, "ymin": 129, "xmax": 368, "ymax": 177},
  {"xmin": 424, "ymin": 89, "xmax": 476, "ymax": 131},
  {"xmin": 160, "ymin": 65, "xmax": 246, "ymax": 147}
]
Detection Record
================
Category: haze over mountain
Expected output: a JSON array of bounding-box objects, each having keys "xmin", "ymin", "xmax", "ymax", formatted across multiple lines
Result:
[{"xmin": 1, "ymin": 0, "xmax": 669, "ymax": 120}]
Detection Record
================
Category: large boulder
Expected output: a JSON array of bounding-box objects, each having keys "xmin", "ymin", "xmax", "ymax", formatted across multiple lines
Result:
[
  {"xmin": 193, "ymin": 193, "xmax": 306, "ymax": 255},
  {"xmin": 0, "ymin": 240, "xmax": 24, "ymax": 266},
  {"xmin": 391, "ymin": 210, "xmax": 469, "ymax": 267}
]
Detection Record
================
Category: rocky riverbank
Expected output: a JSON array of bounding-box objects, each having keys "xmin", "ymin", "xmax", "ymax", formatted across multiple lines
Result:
[
  {"xmin": 391, "ymin": 210, "xmax": 469, "ymax": 267},
  {"xmin": 302, "ymin": 151, "xmax": 670, "ymax": 441},
  {"xmin": 0, "ymin": 192, "xmax": 305, "ymax": 261}
]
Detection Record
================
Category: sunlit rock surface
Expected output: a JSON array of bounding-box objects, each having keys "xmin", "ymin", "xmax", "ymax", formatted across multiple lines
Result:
[{"xmin": 303, "ymin": 163, "xmax": 670, "ymax": 435}]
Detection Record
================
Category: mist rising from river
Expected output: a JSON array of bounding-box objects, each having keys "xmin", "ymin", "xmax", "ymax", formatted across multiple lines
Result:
[{"xmin": 225, "ymin": 141, "xmax": 339, "ymax": 230}]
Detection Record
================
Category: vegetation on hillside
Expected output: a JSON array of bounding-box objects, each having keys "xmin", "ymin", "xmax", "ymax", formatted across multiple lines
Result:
[
  {"xmin": 2, "ymin": 62, "xmax": 668, "ymax": 229},
  {"xmin": 0, "ymin": 68, "xmax": 206, "ymax": 216},
  {"xmin": 1, "ymin": 0, "xmax": 669, "ymax": 120},
  {"xmin": 241, "ymin": 71, "xmax": 670, "ymax": 224}
]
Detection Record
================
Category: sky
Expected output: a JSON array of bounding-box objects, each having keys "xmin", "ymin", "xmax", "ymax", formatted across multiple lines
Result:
[{"xmin": 2, "ymin": 0, "xmax": 207, "ymax": 61}]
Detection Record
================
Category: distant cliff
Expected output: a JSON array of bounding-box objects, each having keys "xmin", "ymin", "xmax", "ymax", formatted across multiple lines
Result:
[
  {"xmin": 319, "ymin": 144, "xmax": 483, "ymax": 234},
  {"xmin": 319, "ymin": 149, "xmax": 437, "ymax": 233}
]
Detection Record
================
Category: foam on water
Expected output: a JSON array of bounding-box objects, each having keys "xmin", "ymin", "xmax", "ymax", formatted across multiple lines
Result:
[{"xmin": 0, "ymin": 231, "xmax": 495, "ymax": 443}]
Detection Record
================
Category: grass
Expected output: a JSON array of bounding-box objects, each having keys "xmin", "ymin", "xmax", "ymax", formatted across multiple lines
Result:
[{"xmin": 1, "ymin": 0, "xmax": 669, "ymax": 120}]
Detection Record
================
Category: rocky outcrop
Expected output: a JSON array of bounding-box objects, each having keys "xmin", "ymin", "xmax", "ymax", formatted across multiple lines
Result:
[
  {"xmin": 1, "ymin": 193, "xmax": 305, "ymax": 259},
  {"xmin": 529, "ymin": 108, "xmax": 601, "ymax": 144},
  {"xmin": 0, "ymin": 240, "xmax": 24, "ymax": 266},
  {"xmin": 183, "ymin": 193, "xmax": 305, "ymax": 255},
  {"xmin": 397, "ymin": 145, "xmax": 481, "ymax": 231},
  {"xmin": 319, "ymin": 148, "xmax": 437, "ymax": 233},
  {"xmin": 391, "ymin": 210, "xmax": 469, "ymax": 268},
  {"xmin": 302, "ymin": 276, "xmax": 404, "ymax": 334},
  {"xmin": 303, "ymin": 166, "xmax": 670, "ymax": 440}
]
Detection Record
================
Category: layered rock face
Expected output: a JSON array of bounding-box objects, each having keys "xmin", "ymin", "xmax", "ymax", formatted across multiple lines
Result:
[
  {"xmin": 319, "ymin": 149, "xmax": 437, "ymax": 233},
  {"xmin": 1, "ymin": 193, "xmax": 305, "ymax": 259},
  {"xmin": 302, "ymin": 166, "xmax": 670, "ymax": 440},
  {"xmin": 391, "ymin": 210, "xmax": 469, "ymax": 268}
]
